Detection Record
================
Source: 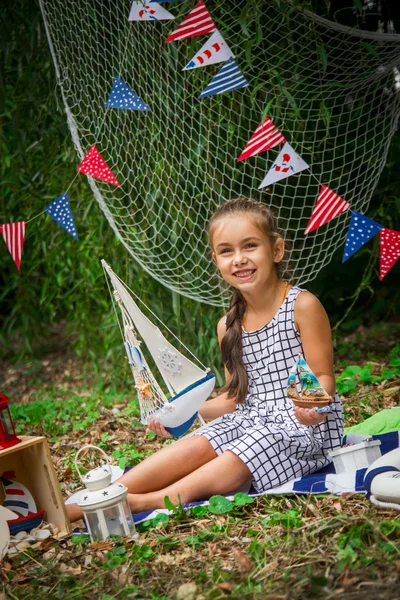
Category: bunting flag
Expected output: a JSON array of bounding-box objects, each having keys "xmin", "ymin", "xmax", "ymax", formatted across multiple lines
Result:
[
  {"xmin": 380, "ymin": 228, "xmax": 400, "ymax": 280},
  {"xmin": 305, "ymin": 185, "xmax": 350, "ymax": 235},
  {"xmin": 45, "ymin": 193, "xmax": 78, "ymax": 240},
  {"xmin": 0, "ymin": 222, "xmax": 26, "ymax": 270},
  {"xmin": 106, "ymin": 77, "xmax": 150, "ymax": 111},
  {"xmin": 128, "ymin": 1, "xmax": 175, "ymax": 21},
  {"xmin": 165, "ymin": 0, "xmax": 216, "ymax": 42},
  {"xmin": 258, "ymin": 143, "xmax": 309, "ymax": 189},
  {"xmin": 342, "ymin": 211, "xmax": 383, "ymax": 263},
  {"xmin": 77, "ymin": 145, "xmax": 120, "ymax": 187},
  {"xmin": 238, "ymin": 116, "xmax": 286, "ymax": 162},
  {"xmin": 184, "ymin": 30, "xmax": 233, "ymax": 70},
  {"xmin": 199, "ymin": 57, "xmax": 248, "ymax": 98}
]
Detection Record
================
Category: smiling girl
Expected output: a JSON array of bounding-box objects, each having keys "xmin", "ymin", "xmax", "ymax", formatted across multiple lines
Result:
[{"xmin": 66, "ymin": 198, "xmax": 343, "ymax": 522}]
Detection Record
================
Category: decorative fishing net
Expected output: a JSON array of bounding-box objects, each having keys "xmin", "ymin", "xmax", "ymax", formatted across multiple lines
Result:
[{"xmin": 39, "ymin": 0, "xmax": 400, "ymax": 306}]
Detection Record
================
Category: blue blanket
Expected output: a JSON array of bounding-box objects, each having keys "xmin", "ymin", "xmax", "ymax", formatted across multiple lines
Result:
[
  {"xmin": 131, "ymin": 431, "xmax": 400, "ymax": 524},
  {"xmin": 66, "ymin": 431, "xmax": 400, "ymax": 525}
]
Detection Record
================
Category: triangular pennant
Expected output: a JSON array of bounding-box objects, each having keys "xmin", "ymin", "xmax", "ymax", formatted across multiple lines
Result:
[
  {"xmin": 258, "ymin": 143, "xmax": 309, "ymax": 189},
  {"xmin": 129, "ymin": 1, "xmax": 175, "ymax": 21},
  {"xmin": 237, "ymin": 116, "xmax": 286, "ymax": 162},
  {"xmin": 379, "ymin": 228, "xmax": 400, "ymax": 280},
  {"xmin": 45, "ymin": 193, "xmax": 78, "ymax": 240},
  {"xmin": 342, "ymin": 211, "xmax": 383, "ymax": 263},
  {"xmin": 199, "ymin": 57, "xmax": 248, "ymax": 98},
  {"xmin": 184, "ymin": 30, "xmax": 233, "ymax": 70},
  {"xmin": 77, "ymin": 145, "xmax": 120, "ymax": 187},
  {"xmin": 0, "ymin": 222, "xmax": 26, "ymax": 270},
  {"xmin": 165, "ymin": 0, "xmax": 216, "ymax": 42},
  {"xmin": 106, "ymin": 77, "xmax": 150, "ymax": 111},
  {"xmin": 305, "ymin": 185, "xmax": 350, "ymax": 235}
]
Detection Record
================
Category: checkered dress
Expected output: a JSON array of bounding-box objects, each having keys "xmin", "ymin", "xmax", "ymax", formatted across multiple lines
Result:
[{"xmin": 196, "ymin": 287, "xmax": 344, "ymax": 492}]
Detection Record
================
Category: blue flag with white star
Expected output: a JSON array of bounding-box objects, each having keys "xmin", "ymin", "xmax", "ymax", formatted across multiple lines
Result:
[
  {"xmin": 342, "ymin": 211, "xmax": 383, "ymax": 262},
  {"xmin": 199, "ymin": 57, "xmax": 248, "ymax": 99},
  {"xmin": 45, "ymin": 193, "xmax": 78, "ymax": 240},
  {"xmin": 106, "ymin": 77, "xmax": 150, "ymax": 111}
]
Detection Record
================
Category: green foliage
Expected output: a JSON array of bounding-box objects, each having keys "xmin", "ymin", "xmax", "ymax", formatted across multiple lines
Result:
[
  {"xmin": 260, "ymin": 508, "xmax": 303, "ymax": 528},
  {"xmin": 9, "ymin": 384, "xmax": 128, "ymax": 436},
  {"xmin": 336, "ymin": 351, "xmax": 400, "ymax": 396}
]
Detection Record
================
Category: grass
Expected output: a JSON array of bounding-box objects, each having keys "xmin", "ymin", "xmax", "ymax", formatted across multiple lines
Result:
[{"xmin": 0, "ymin": 325, "xmax": 400, "ymax": 599}]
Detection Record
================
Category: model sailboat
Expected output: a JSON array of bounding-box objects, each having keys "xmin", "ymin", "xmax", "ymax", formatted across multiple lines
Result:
[
  {"xmin": 287, "ymin": 354, "xmax": 333, "ymax": 411},
  {"xmin": 102, "ymin": 260, "xmax": 216, "ymax": 437}
]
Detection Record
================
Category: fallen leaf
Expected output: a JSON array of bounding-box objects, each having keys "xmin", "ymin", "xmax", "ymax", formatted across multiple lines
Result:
[
  {"xmin": 231, "ymin": 547, "xmax": 253, "ymax": 574},
  {"xmin": 218, "ymin": 582, "xmax": 232, "ymax": 592},
  {"xmin": 176, "ymin": 582, "xmax": 197, "ymax": 600},
  {"xmin": 333, "ymin": 499, "xmax": 342, "ymax": 512},
  {"xmin": 59, "ymin": 563, "xmax": 82, "ymax": 575}
]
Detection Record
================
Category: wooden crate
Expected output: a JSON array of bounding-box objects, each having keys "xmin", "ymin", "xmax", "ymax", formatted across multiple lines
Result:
[{"xmin": 0, "ymin": 436, "xmax": 71, "ymax": 537}]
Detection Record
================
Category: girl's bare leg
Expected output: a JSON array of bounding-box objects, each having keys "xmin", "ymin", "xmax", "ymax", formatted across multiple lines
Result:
[
  {"xmin": 117, "ymin": 435, "xmax": 217, "ymax": 493},
  {"xmin": 66, "ymin": 435, "xmax": 217, "ymax": 522},
  {"xmin": 128, "ymin": 450, "xmax": 252, "ymax": 513}
]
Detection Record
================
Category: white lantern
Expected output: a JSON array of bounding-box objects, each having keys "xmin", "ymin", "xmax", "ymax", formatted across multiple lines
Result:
[{"xmin": 75, "ymin": 445, "xmax": 136, "ymax": 542}]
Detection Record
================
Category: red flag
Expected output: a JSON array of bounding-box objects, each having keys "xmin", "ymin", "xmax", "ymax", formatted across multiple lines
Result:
[
  {"xmin": 77, "ymin": 145, "xmax": 120, "ymax": 186},
  {"xmin": 0, "ymin": 222, "xmax": 26, "ymax": 270},
  {"xmin": 165, "ymin": 0, "xmax": 216, "ymax": 43},
  {"xmin": 305, "ymin": 185, "xmax": 350, "ymax": 235},
  {"xmin": 380, "ymin": 228, "xmax": 400, "ymax": 280},
  {"xmin": 238, "ymin": 116, "xmax": 286, "ymax": 162}
]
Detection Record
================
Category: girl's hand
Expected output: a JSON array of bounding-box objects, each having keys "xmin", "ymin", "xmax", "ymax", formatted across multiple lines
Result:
[
  {"xmin": 294, "ymin": 406, "xmax": 327, "ymax": 426},
  {"xmin": 147, "ymin": 418, "xmax": 172, "ymax": 438}
]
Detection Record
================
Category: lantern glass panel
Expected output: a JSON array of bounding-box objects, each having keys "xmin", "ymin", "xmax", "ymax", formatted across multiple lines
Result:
[
  {"xmin": 122, "ymin": 499, "xmax": 136, "ymax": 534},
  {"xmin": 103, "ymin": 506, "xmax": 126, "ymax": 537},
  {"xmin": 0, "ymin": 409, "xmax": 14, "ymax": 441},
  {"xmin": 85, "ymin": 512, "xmax": 103, "ymax": 541}
]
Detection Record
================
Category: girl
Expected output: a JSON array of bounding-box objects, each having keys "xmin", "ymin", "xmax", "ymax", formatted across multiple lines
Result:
[{"xmin": 66, "ymin": 198, "xmax": 343, "ymax": 522}]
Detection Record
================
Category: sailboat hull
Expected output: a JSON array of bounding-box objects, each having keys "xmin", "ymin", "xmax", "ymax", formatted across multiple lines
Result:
[{"xmin": 153, "ymin": 373, "xmax": 216, "ymax": 436}]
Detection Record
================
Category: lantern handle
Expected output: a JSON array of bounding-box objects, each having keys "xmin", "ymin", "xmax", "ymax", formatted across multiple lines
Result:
[{"xmin": 74, "ymin": 445, "xmax": 111, "ymax": 481}]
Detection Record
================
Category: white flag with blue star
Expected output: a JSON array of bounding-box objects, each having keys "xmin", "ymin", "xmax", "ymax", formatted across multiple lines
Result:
[
  {"xmin": 106, "ymin": 77, "xmax": 150, "ymax": 111},
  {"xmin": 342, "ymin": 211, "xmax": 383, "ymax": 262},
  {"xmin": 45, "ymin": 193, "xmax": 78, "ymax": 240},
  {"xmin": 199, "ymin": 57, "xmax": 248, "ymax": 99}
]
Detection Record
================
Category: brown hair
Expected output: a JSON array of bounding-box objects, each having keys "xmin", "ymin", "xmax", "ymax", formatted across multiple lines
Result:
[{"xmin": 208, "ymin": 198, "xmax": 284, "ymax": 404}]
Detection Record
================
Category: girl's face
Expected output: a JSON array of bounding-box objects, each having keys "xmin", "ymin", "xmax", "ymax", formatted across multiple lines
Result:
[{"xmin": 211, "ymin": 214, "xmax": 284, "ymax": 292}]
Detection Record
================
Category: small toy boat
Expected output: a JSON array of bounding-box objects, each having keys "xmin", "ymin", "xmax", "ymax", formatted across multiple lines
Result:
[
  {"xmin": 287, "ymin": 354, "xmax": 333, "ymax": 409},
  {"xmin": 0, "ymin": 471, "xmax": 45, "ymax": 535}
]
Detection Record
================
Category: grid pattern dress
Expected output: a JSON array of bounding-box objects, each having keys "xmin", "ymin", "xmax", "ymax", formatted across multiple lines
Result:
[{"xmin": 195, "ymin": 287, "xmax": 344, "ymax": 493}]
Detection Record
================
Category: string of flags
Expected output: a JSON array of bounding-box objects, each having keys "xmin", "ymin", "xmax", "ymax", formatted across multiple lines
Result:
[
  {"xmin": 237, "ymin": 114, "xmax": 400, "ymax": 280},
  {"xmin": 2, "ymin": 0, "xmax": 399, "ymax": 281}
]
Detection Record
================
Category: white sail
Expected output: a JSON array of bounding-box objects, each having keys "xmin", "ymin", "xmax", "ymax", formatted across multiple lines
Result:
[{"xmin": 102, "ymin": 261, "xmax": 209, "ymax": 395}]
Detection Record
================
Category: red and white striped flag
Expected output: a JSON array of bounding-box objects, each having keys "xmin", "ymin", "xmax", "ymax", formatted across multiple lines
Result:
[
  {"xmin": 305, "ymin": 185, "xmax": 350, "ymax": 235},
  {"xmin": 237, "ymin": 116, "xmax": 286, "ymax": 162},
  {"xmin": 165, "ymin": 0, "xmax": 216, "ymax": 43},
  {"xmin": 380, "ymin": 228, "xmax": 400, "ymax": 280},
  {"xmin": 0, "ymin": 221, "xmax": 26, "ymax": 270}
]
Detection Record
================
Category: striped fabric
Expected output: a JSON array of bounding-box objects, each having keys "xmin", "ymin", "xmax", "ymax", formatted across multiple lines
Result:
[
  {"xmin": 238, "ymin": 116, "xmax": 286, "ymax": 161},
  {"xmin": 305, "ymin": 185, "xmax": 350, "ymax": 235},
  {"xmin": 0, "ymin": 222, "xmax": 26, "ymax": 270},
  {"xmin": 199, "ymin": 57, "xmax": 248, "ymax": 98},
  {"xmin": 165, "ymin": 0, "xmax": 216, "ymax": 42}
]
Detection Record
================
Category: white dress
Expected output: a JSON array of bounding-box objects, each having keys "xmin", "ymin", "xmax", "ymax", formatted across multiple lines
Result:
[{"xmin": 195, "ymin": 287, "xmax": 344, "ymax": 492}]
